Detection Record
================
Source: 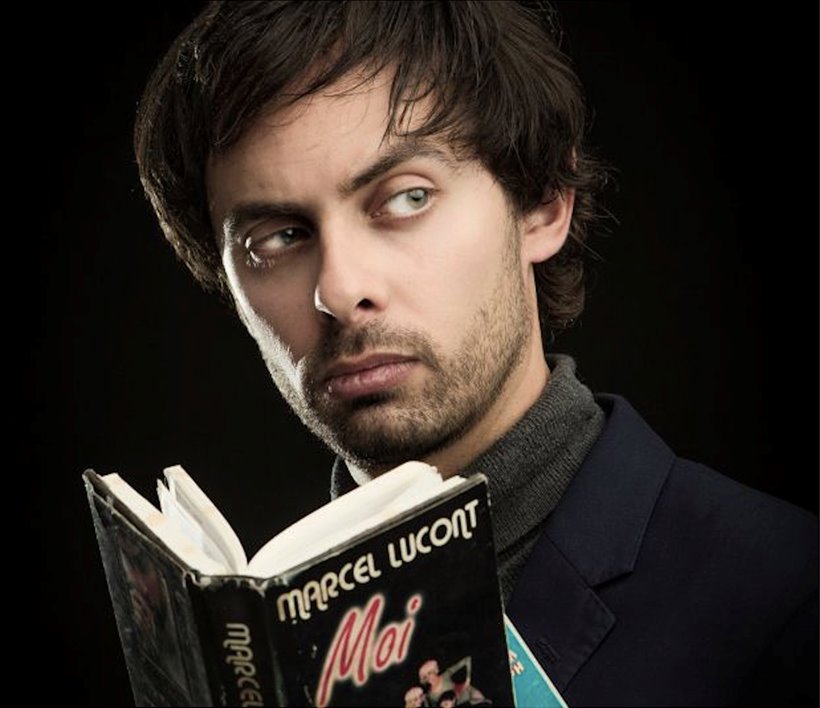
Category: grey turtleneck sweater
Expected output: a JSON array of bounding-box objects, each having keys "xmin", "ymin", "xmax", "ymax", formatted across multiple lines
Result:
[{"xmin": 329, "ymin": 353, "xmax": 605, "ymax": 604}]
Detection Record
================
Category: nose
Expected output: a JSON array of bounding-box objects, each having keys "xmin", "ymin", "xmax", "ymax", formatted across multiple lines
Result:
[{"xmin": 313, "ymin": 228, "xmax": 389, "ymax": 326}]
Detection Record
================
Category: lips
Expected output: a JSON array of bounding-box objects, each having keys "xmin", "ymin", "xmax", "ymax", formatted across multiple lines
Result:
[{"xmin": 321, "ymin": 354, "xmax": 417, "ymax": 400}]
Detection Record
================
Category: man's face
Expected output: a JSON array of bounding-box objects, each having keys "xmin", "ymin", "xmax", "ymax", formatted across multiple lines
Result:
[
  {"xmin": 418, "ymin": 659, "xmax": 440, "ymax": 686},
  {"xmin": 207, "ymin": 72, "xmax": 544, "ymax": 474}
]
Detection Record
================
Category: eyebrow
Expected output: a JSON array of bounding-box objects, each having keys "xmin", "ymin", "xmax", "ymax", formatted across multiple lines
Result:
[
  {"xmin": 221, "ymin": 139, "xmax": 457, "ymax": 243},
  {"xmin": 222, "ymin": 200, "xmax": 310, "ymax": 245},
  {"xmin": 338, "ymin": 140, "xmax": 457, "ymax": 197}
]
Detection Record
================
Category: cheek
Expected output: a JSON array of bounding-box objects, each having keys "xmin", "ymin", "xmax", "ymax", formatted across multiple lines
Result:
[
  {"xmin": 225, "ymin": 261, "xmax": 320, "ymax": 364},
  {"xmin": 251, "ymin": 302, "xmax": 317, "ymax": 362},
  {"xmin": 409, "ymin": 207, "xmax": 509, "ymax": 334}
]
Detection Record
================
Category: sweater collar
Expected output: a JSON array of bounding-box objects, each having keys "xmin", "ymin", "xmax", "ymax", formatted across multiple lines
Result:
[{"xmin": 463, "ymin": 353, "xmax": 604, "ymax": 556}]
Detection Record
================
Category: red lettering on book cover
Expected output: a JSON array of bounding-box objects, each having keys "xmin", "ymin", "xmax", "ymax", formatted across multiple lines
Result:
[{"xmin": 316, "ymin": 593, "xmax": 423, "ymax": 707}]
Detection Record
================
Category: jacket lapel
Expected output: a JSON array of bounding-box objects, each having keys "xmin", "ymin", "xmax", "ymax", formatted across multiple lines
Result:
[
  {"xmin": 507, "ymin": 530, "xmax": 615, "ymax": 691},
  {"xmin": 507, "ymin": 394, "xmax": 675, "ymax": 691}
]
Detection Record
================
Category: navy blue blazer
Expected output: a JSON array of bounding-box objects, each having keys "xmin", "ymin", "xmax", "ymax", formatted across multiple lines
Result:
[{"xmin": 508, "ymin": 394, "xmax": 818, "ymax": 707}]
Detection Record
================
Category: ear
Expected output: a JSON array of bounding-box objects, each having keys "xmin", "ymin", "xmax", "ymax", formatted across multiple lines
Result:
[{"xmin": 519, "ymin": 187, "xmax": 575, "ymax": 266}]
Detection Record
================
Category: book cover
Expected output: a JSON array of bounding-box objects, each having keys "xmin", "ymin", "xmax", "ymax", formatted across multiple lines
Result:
[{"xmin": 84, "ymin": 470, "xmax": 514, "ymax": 706}]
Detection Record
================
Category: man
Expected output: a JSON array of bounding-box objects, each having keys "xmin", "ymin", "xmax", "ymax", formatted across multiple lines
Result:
[{"xmin": 134, "ymin": 2, "xmax": 818, "ymax": 705}]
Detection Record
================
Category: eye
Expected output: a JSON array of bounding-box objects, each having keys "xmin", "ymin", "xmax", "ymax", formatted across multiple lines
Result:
[
  {"xmin": 380, "ymin": 187, "xmax": 431, "ymax": 217},
  {"xmin": 244, "ymin": 226, "xmax": 309, "ymax": 266}
]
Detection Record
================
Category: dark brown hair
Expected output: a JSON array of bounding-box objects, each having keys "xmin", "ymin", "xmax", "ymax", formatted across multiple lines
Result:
[{"xmin": 135, "ymin": 0, "xmax": 609, "ymax": 338}]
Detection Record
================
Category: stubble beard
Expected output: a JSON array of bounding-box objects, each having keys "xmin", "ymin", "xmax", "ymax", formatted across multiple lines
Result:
[{"xmin": 255, "ymin": 224, "xmax": 532, "ymax": 474}]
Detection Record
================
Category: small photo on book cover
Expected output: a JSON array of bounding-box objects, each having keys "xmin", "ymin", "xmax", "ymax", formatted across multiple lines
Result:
[{"xmin": 408, "ymin": 655, "xmax": 491, "ymax": 706}]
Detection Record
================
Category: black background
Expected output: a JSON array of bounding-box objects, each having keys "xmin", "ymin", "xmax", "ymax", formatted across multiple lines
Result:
[{"xmin": 28, "ymin": 3, "xmax": 817, "ymax": 705}]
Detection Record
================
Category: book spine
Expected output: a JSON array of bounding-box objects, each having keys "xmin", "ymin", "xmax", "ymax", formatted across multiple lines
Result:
[{"xmin": 189, "ymin": 579, "xmax": 286, "ymax": 707}]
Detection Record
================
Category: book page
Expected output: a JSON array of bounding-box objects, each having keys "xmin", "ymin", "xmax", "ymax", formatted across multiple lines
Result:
[
  {"xmin": 100, "ymin": 473, "xmax": 227, "ymax": 575},
  {"xmin": 159, "ymin": 465, "xmax": 248, "ymax": 573},
  {"xmin": 247, "ymin": 461, "xmax": 460, "ymax": 577}
]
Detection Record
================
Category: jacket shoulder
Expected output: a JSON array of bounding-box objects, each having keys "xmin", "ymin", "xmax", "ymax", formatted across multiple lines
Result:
[{"xmin": 661, "ymin": 456, "xmax": 818, "ymax": 574}]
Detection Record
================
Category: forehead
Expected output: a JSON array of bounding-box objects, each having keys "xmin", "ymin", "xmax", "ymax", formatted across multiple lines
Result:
[
  {"xmin": 205, "ymin": 69, "xmax": 474, "ymax": 229},
  {"xmin": 207, "ymin": 61, "xmax": 472, "ymax": 180},
  {"xmin": 211, "ymin": 68, "xmax": 412, "ymax": 172}
]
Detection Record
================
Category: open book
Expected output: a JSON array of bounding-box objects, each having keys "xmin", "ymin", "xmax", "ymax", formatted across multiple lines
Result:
[
  {"xmin": 100, "ymin": 461, "xmax": 469, "ymax": 579},
  {"xmin": 84, "ymin": 462, "xmax": 517, "ymax": 707}
]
